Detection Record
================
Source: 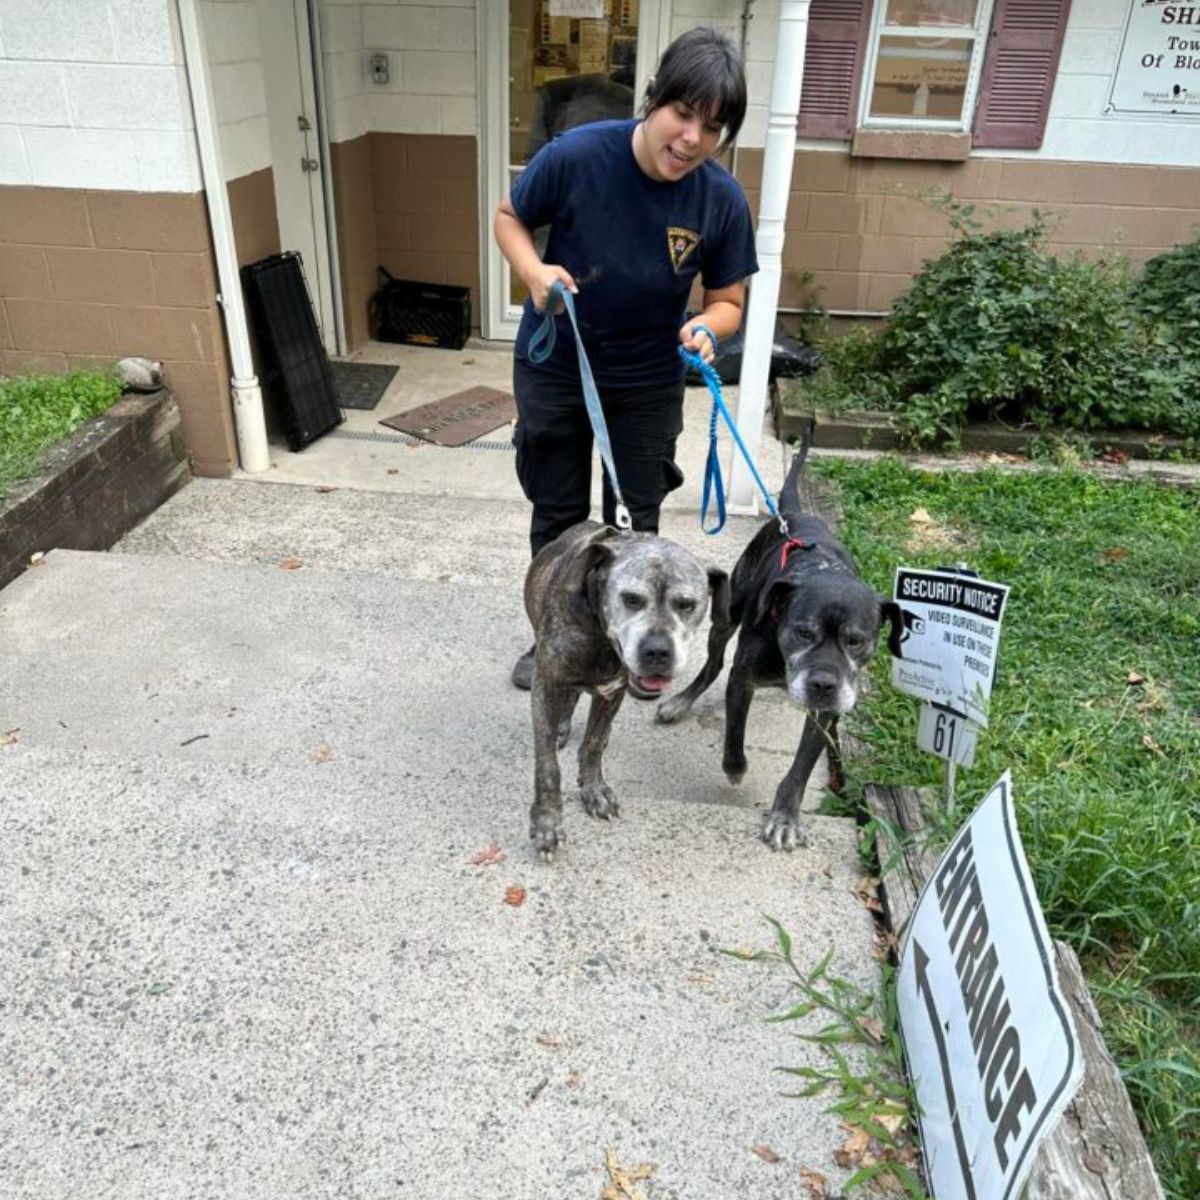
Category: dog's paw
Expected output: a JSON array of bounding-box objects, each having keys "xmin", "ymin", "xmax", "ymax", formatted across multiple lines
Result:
[
  {"xmin": 580, "ymin": 782, "xmax": 619, "ymax": 821},
  {"xmin": 760, "ymin": 811, "xmax": 808, "ymax": 852},
  {"xmin": 723, "ymin": 753, "xmax": 748, "ymax": 785},
  {"xmin": 530, "ymin": 813, "xmax": 565, "ymax": 861},
  {"xmin": 655, "ymin": 693, "xmax": 692, "ymax": 725}
]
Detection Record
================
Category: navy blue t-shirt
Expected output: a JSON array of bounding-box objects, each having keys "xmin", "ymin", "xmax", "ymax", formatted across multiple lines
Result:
[{"xmin": 511, "ymin": 118, "xmax": 758, "ymax": 387}]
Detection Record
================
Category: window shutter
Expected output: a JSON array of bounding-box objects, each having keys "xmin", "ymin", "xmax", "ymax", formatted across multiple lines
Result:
[
  {"xmin": 972, "ymin": 0, "xmax": 1071, "ymax": 149},
  {"xmin": 798, "ymin": 0, "xmax": 871, "ymax": 140}
]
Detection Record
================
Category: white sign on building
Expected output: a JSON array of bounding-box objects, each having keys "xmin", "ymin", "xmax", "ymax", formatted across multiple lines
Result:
[
  {"xmin": 891, "ymin": 568, "xmax": 1009, "ymax": 728},
  {"xmin": 897, "ymin": 773, "xmax": 1084, "ymax": 1200},
  {"xmin": 1109, "ymin": 0, "xmax": 1200, "ymax": 117}
]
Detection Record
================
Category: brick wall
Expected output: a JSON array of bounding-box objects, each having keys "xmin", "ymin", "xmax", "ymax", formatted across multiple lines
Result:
[
  {"xmin": 735, "ymin": 150, "xmax": 1200, "ymax": 316},
  {"xmin": 0, "ymin": 186, "xmax": 239, "ymax": 477}
]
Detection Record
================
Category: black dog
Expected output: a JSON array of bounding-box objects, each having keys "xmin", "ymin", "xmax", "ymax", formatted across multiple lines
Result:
[{"xmin": 658, "ymin": 446, "xmax": 901, "ymax": 849}]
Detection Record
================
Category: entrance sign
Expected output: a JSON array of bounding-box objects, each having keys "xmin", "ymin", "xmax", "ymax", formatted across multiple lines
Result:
[
  {"xmin": 891, "ymin": 568, "xmax": 1009, "ymax": 728},
  {"xmin": 549, "ymin": 0, "xmax": 606, "ymax": 17},
  {"xmin": 1108, "ymin": 0, "xmax": 1200, "ymax": 118},
  {"xmin": 897, "ymin": 774, "xmax": 1084, "ymax": 1200}
]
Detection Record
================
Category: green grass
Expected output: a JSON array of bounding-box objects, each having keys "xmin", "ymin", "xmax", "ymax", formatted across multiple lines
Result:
[
  {"xmin": 0, "ymin": 371, "xmax": 123, "ymax": 500},
  {"xmin": 813, "ymin": 456, "xmax": 1200, "ymax": 1200}
]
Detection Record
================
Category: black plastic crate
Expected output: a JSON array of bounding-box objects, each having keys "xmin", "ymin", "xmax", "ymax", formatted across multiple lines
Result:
[
  {"xmin": 371, "ymin": 269, "xmax": 471, "ymax": 350},
  {"xmin": 241, "ymin": 252, "xmax": 343, "ymax": 451}
]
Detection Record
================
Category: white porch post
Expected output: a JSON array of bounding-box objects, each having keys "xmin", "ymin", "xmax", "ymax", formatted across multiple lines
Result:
[{"xmin": 729, "ymin": 0, "xmax": 811, "ymax": 511}]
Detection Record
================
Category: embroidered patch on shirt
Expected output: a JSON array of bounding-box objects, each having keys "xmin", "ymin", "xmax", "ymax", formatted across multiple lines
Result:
[{"xmin": 667, "ymin": 227, "xmax": 701, "ymax": 273}]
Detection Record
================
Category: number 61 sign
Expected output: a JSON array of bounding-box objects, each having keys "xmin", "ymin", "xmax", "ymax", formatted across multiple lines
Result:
[{"xmin": 917, "ymin": 703, "xmax": 978, "ymax": 769}]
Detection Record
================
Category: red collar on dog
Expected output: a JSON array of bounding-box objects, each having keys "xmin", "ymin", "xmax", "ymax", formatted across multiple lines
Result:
[{"xmin": 779, "ymin": 537, "xmax": 811, "ymax": 569}]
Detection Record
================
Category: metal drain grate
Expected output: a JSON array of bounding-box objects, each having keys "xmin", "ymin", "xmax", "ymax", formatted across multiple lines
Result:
[{"xmin": 328, "ymin": 428, "xmax": 516, "ymax": 452}]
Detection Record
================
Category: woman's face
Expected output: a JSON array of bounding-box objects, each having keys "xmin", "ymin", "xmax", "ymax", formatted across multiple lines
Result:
[{"xmin": 635, "ymin": 100, "xmax": 724, "ymax": 182}]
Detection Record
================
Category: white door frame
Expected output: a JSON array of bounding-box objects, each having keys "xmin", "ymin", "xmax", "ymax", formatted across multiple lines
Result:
[
  {"xmin": 259, "ymin": 0, "xmax": 345, "ymax": 355},
  {"xmin": 478, "ymin": 2, "xmax": 670, "ymax": 342}
]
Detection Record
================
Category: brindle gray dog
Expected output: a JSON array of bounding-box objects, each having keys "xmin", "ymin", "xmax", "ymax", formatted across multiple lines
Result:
[
  {"xmin": 657, "ymin": 448, "xmax": 901, "ymax": 851},
  {"xmin": 524, "ymin": 522, "xmax": 730, "ymax": 860}
]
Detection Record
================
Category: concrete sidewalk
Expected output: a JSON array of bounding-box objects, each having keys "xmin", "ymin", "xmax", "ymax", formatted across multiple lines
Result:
[{"xmin": 0, "ymin": 349, "xmax": 886, "ymax": 1199}]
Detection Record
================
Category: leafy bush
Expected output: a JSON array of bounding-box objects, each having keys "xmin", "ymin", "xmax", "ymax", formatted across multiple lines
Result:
[
  {"xmin": 805, "ymin": 202, "xmax": 1200, "ymax": 447},
  {"xmin": 0, "ymin": 370, "xmax": 123, "ymax": 499}
]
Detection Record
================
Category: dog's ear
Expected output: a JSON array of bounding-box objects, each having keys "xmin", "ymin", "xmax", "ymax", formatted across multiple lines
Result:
[
  {"xmin": 562, "ymin": 526, "xmax": 617, "ymax": 620},
  {"xmin": 706, "ymin": 566, "xmax": 732, "ymax": 630},
  {"xmin": 755, "ymin": 579, "xmax": 793, "ymax": 627},
  {"xmin": 880, "ymin": 599, "xmax": 904, "ymax": 658}
]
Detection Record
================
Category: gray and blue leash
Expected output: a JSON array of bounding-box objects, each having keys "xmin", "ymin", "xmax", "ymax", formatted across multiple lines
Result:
[{"xmin": 527, "ymin": 280, "xmax": 632, "ymax": 531}]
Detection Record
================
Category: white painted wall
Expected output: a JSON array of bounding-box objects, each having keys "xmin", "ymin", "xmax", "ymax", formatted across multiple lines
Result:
[
  {"xmin": 200, "ymin": 0, "xmax": 272, "ymax": 181},
  {"xmin": 319, "ymin": 1, "xmax": 478, "ymax": 144},
  {"xmin": 0, "ymin": 0, "xmax": 199, "ymax": 189}
]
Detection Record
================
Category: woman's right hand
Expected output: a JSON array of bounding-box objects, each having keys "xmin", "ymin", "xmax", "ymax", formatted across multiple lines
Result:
[{"xmin": 528, "ymin": 265, "xmax": 578, "ymax": 314}]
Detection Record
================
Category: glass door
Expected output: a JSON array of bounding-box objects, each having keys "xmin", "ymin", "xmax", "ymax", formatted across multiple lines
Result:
[{"xmin": 483, "ymin": 2, "xmax": 662, "ymax": 338}]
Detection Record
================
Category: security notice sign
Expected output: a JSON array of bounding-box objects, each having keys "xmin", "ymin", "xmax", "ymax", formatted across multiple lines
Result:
[
  {"xmin": 891, "ymin": 569, "xmax": 1009, "ymax": 727},
  {"xmin": 897, "ymin": 774, "xmax": 1083, "ymax": 1200}
]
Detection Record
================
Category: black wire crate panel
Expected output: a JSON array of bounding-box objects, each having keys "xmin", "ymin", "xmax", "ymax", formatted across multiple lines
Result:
[
  {"xmin": 370, "ymin": 269, "xmax": 471, "ymax": 350},
  {"xmin": 241, "ymin": 252, "xmax": 343, "ymax": 451}
]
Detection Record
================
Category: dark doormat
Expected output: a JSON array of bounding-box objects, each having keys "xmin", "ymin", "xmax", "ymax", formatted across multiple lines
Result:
[
  {"xmin": 379, "ymin": 386, "xmax": 516, "ymax": 447},
  {"xmin": 330, "ymin": 361, "xmax": 399, "ymax": 411}
]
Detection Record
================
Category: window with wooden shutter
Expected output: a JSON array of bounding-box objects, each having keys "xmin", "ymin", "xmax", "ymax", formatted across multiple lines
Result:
[
  {"xmin": 972, "ymin": 0, "xmax": 1071, "ymax": 148},
  {"xmin": 798, "ymin": 0, "xmax": 872, "ymax": 139}
]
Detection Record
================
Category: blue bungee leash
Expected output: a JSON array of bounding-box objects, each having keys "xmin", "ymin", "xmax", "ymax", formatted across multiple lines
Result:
[
  {"xmin": 527, "ymin": 280, "xmax": 632, "ymax": 531},
  {"xmin": 680, "ymin": 324, "xmax": 787, "ymax": 537}
]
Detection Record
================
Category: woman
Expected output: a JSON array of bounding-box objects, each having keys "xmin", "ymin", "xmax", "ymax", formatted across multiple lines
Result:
[{"xmin": 495, "ymin": 26, "xmax": 759, "ymax": 689}]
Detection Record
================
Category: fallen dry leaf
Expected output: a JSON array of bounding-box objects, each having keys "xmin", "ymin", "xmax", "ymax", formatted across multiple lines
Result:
[
  {"xmin": 686, "ymin": 973, "xmax": 714, "ymax": 985},
  {"xmin": 279, "ymin": 556, "xmax": 303, "ymax": 570},
  {"xmin": 752, "ymin": 1143, "xmax": 782, "ymax": 1163},
  {"xmin": 1099, "ymin": 448, "xmax": 1130, "ymax": 465},
  {"xmin": 314, "ymin": 485, "xmax": 338, "ymax": 493},
  {"xmin": 908, "ymin": 506, "xmax": 934, "ymax": 526},
  {"xmin": 798, "ymin": 1165, "xmax": 829, "ymax": 1198},
  {"xmin": 1142, "ymin": 734, "xmax": 1166, "ymax": 758},
  {"xmin": 602, "ymin": 1147, "xmax": 655, "ymax": 1200},
  {"xmin": 1102, "ymin": 547, "xmax": 1129, "ymax": 562},
  {"xmin": 565, "ymin": 1070, "xmax": 581, "ymax": 1089},
  {"xmin": 853, "ymin": 876, "xmax": 881, "ymax": 900},
  {"xmin": 28, "ymin": 551, "xmax": 45, "ymax": 566},
  {"xmin": 311, "ymin": 743, "xmax": 334, "ymax": 763},
  {"xmin": 536, "ymin": 1033, "xmax": 563, "ymax": 1049},
  {"xmin": 1126, "ymin": 671, "xmax": 1145, "ymax": 686},
  {"xmin": 466, "ymin": 844, "xmax": 505, "ymax": 867},
  {"xmin": 857, "ymin": 1016, "xmax": 885, "ymax": 1044},
  {"xmin": 0, "ymin": 728, "xmax": 19, "ymax": 746},
  {"xmin": 504, "ymin": 885, "xmax": 526, "ymax": 907},
  {"xmin": 386, "ymin": 468, "xmax": 399, "ymax": 475},
  {"xmin": 834, "ymin": 1125, "xmax": 874, "ymax": 1170}
]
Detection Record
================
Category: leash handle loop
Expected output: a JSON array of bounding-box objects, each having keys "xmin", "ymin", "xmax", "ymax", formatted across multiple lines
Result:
[
  {"xmin": 681, "ymin": 346, "xmax": 785, "ymax": 537},
  {"xmin": 687, "ymin": 322, "xmax": 719, "ymax": 360},
  {"xmin": 530, "ymin": 281, "xmax": 631, "ymax": 531}
]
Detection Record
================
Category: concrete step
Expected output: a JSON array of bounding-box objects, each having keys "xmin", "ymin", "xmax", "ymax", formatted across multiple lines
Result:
[{"xmin": 111, "ymin": 477, "xmax": 765, "ymax": 586}]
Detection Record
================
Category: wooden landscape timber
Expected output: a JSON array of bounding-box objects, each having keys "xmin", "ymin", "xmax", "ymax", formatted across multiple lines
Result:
[{"xmin": 0, "ymin": 389, "xmax": 190, "ymax": 592}]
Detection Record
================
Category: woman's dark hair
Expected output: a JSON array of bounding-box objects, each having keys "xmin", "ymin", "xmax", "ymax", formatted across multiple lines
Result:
[{"xmin": 641, "ymin": 27, "xmax": 748, "ymax": 146}]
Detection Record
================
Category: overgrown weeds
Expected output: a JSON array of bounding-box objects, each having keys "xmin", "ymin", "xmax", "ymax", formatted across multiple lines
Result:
[{"xmin": 0, "ymin": 370, "xmax": 123, "ymax": 500}]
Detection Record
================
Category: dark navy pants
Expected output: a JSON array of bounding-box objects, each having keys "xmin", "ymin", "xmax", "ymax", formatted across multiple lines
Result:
[{"xmin": 512, "ymin": 357, "xmax": 686, "ymax": 557}]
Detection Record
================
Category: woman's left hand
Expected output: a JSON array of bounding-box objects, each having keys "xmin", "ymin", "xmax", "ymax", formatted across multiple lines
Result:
[{"xmin": 679, "ymin": 320, "xmax": 717, "ymax": 364}]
